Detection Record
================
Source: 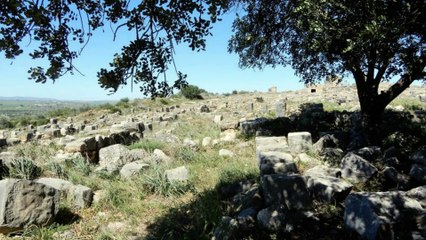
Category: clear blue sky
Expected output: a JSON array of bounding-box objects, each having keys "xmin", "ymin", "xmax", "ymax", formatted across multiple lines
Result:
[{"xmin": 0, "ymin": 13, "xmax": 304, "ymax": 101}]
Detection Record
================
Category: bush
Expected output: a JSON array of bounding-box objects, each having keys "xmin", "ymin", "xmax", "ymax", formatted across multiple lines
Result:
[
  {"xmin": 140, "ymin": 166, "xmax": 194, "ymax": 197},
  {"xmin": 180, "ymin": 85, "xmax": 205, "ymax": 100},
  {"xmin": 0, "ymin": 114, "xmax": 13, "ymax": 129},
  {"xmin": 98, "ymin": 103, "xmax": 122, "ymax": 114},
  {"xmin": 115, "ymin": 97, "xmax": 131, "ymax": 108},
  {"xmin": 128, "ymin": 139, "xmax": 166, "ymax": 153},
  {"xmin": 7, "ymin": 158, "xmax": 42, "ymax": 180}
]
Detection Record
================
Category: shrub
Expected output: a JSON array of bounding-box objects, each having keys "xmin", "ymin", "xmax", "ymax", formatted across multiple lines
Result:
[
  {"xmin": 0, "ymin": 114, "xmax": 14, "ymax": 129},
  {"xmin": 7, "ymin": 158, "xmax": 42, "ymax": 180},
  {"xmin": 159, "ymin": 98, "xmax": 170, "ymax": 105},
  {"xmin": 98, "ymin": 103, "xmax": 122, "ymax": 114},
  {"xmin": 66, "ymin": 156, "xmax": 91, "ymax": 176},
  {"xmin": 140, "ymin": 166, "xmax": 194, "ymax": 197},
  {"xmin": 115, "ymin": 97, "xmax": 131, "ymax": 108},
  {"xmin": 175, "ymin": 146, "xmax": 197, "ymax": 162},
  {"xmin": 119, "ymin": 97, "xmax": 130, "ymax": 103},
  {"xmin": 180, "ymin": 85, "xmax": 205, "ymax": 100},
  {"xmin": 129, "ymin": 139, "xmax": 165, "ymax": 153},
  {"xmin": 14, "ymin": 142, "xmax": 58, "ymax": 164},
  {"xmin": 47, "ymin": 161, "xmax": 68, "ymax": 179}
]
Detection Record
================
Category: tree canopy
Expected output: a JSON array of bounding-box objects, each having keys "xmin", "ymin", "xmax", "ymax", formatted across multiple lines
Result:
[
  {"xmin": 0, "ymin": 0, "xmax": 228, "ymax": 97},
  {"xmin": 229, "ymin": 0, "xmax": 425, "ymax": 124}
]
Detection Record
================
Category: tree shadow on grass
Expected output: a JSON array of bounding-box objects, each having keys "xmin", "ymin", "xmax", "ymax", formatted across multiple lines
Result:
[{"xmin": 144, "ymin": 172, "xmax": 259, "ymax": 240}]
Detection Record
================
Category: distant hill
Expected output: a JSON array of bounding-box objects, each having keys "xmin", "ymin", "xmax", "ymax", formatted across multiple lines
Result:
[{"xmin": 0, "ymin": 96, "xmax": 58, "ymax": 102}]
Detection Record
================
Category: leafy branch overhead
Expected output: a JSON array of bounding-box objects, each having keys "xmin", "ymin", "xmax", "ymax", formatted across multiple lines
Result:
[{"xmin": 0, "ymin": 0, "xmax": 228, "ymax": 97}]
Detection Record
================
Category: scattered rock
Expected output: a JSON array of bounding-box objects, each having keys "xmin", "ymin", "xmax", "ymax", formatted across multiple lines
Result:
[
  {"xmin": 344, "ymin": 190, "xmax": 425, "ymax": 240},
  {"xmin": 120, "ymin": 161, "xmax": 149, "ymax": 178},
  {"xmin": 340, "ymin": 152, "xmax": 378, "ymax": 183},
  {"xmin": 305, "ymin": 174, "xmax": 353, "ymax": 202},
  {"xmin": 261, "ymin": 174, "xmax": 312, "ymax": 210},
  {"xmin": 288, "ymin": 132, "xmax": 312, "ymax": 153},
  {"xmin": 152, "ymin": 149, "xmax": 173, "ymax": 164},
  {"xmin": 165, "ymin": 166, "xmax": 189, "ymax": 181},
  {"xmin": 202, "ymin": 137, "xmax": 212, "ymax": 147},
  {"xmin": 220, "ymin": 129, "xmax": 237, "ymax": 142},
  {"xmin": 0, "ymin": 179, "xmax": 60, "ymax": 234},
  {"xmin": 35, "ymin": 178, "xmax": 93, "ymax": 208},
  {"xmin": 409, "ymin": 164, "xmax": 426, "ymax": 184},
  {"xmin": 212, "ymin": 216, "xmax": 238, "ymax": 240},
  {"xmin": 410, "ymin": 150, "xmax": 426, "ymax": 165},
  {"xmin": 353, "ymin": 146, "xmax": 382, "ymax": 162},
  {"xmin": 257, "ymin": 206, "xmax": 286, "ymax": 231},
  {"xmin": 219, "ymin": 149, "xmax": 234, "ymax": 157},
  {"xmin": 97, "ymin": 144, "xmax": 132, "ymax": 173}
]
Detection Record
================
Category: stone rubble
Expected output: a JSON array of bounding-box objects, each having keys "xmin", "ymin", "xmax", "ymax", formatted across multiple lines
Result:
[{"xmin": 0, "ymin": 83, "xmax": 424, "ymax": 238}]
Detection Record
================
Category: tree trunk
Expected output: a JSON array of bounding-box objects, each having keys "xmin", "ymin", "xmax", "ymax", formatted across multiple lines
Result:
[
  {"xmin": 354, "ymin": 73, "xmax": 418, "ymax": 145},
  {"xmin": 356, "ymin": 81, "xmax": 387, "ymax": 145}
]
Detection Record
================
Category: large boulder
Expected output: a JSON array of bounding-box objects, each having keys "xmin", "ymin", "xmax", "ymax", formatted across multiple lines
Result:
[
  {"xmin": 258, "ymin": 151, "xmax": 297, "ymax": 175},
  {"xmin": 261, "ymin": 174, "xmax": 312, "ymax": 211},
  {"xmin": 109, "ymin": 131, "xmax": 139, "ymax": 145},
  {"xmin": 257, "ymin": 206, "xmax": 286, "ymax": 231},
  {"xmin": 287, "ymin": 132, "xmax": 312, "ymax": 153},
  {"xmin": 340, "ymin": 152, "xmax": 378, "ymax": 183},
  {"xmin": 410, "ymin": 150, "xmax": 426, "ymax": 165},
  {"xmin": 353, "ymin": 146, "xmax": 382, "ymax": 162},
  {"xmin": 64, "ymin": 137, "xmax": 97, "ymax": 153},
  {"xmin": 240, "ymin": 118, "xmax": 268, "ymax": 137},
  {"xmin": 110, "ymin": 121, "xmax": 145, "ymax": 134},
  {"xmin": 120, "ymin": 161, "xmax": 149, "ymax": 179},
  {"xmin": 320, "ymin": 148, "xmax": 345, "ymax": 166},
  {"xmin": 34, "ymin": 178, "xmax": 93, "ymax": 209},
  {"xmin": 313, "ymin": 134, "xmax": 340, "ymax": 152},
  {"xmin": 304, "ymin": 173, "xmax": 353, "ymax": 202},
  {"xmin": 97, "ymin": 144, "xmax": 133, "ymax": 173},
  {"xmin": 409, "ymin": 164, "xmax": 426, "ymax": 184},
  {"xmin": 0, "ymin": 179, "xmax": 60, "ymax": 234},
  {"xmin": 344, "ymin": 191, "xmax": 425, "ymax": 240}
]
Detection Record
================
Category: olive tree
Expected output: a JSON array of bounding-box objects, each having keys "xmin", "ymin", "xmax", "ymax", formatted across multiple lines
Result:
[{"xmin": 229, "ymin": 0, "xmax": 425, "ymax": 126}]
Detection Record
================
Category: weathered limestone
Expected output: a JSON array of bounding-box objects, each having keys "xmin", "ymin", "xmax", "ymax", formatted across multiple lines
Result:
[
  {"xmin": 258, "ymin": 151, "xmax": 297, "ymax": 175},
  {"xmin": 64, "ymin": 136, "xmax": 97, "ymax": 153},
  {"xmin": 120, "ymin": 161, "xmax": 149, "ymax": 178},
  {"xmin": 305, "ymin": 175, "xmax": 353, "ymax": 202},
  {"xmin": 0, "ymin": 179, "xmax": 60, "ymax": 234},
  {"xmin": 410, "ymin": 164, "xmax": 426, "ymax": 184},
  {"xmin": 257, "ymin": 206, "xmax": 286, "ymax": 231},
  {"xmin": 97, "ymin": 144, "xmax": 133, "ymax": 173},
  {"xmin": 152, "ymin": 149, "xmax": 172, "ymax": 164},
  {"xmin": 71, "ymin": 184, "xmax": 93, "ymax": 209},
  {"xmin": 212, "ymin": 216, "xmax": 238, "ymax": 240},
  {"xmin": 340, "ymin": 152, "xmax": 378, "ymax": 183},
  {"xmin": 410, "ymin": 150, "xmax": 426, "ymax": 165},
  {"xmin": 110, "ymin": 121, "xmax": 144, "ymax": 134},
  {"xmin": 261, "ymin": 174, "xmax": 312, "ymax": 211},
  {"xmin": 344, "ymin": 191, "xmax": 425, "ymax": 240},
  {"xmin": 313, "ymin": 134, "xmax": 341, "ymax": 152},
  {"xmin": 240, "ymin": 118, "xmax": 268, "ymax": 136},
  {"xmin": 287, "ymin": 132, "xmax": 312, "ymax": 153},
  {"xmin": 219, "ymin": 149, "xmax": 234, "ymax": 157},
  {"xmin": 34, "ymin": 178, "xmax": 93, "ymax": 209},
  {"xmin": 165, "ymin": 166, "xmax": 189, "ymax": 181},
  {"xmin": 202, "ymin": 137, "xmax": 212, "ymax": 147}
]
